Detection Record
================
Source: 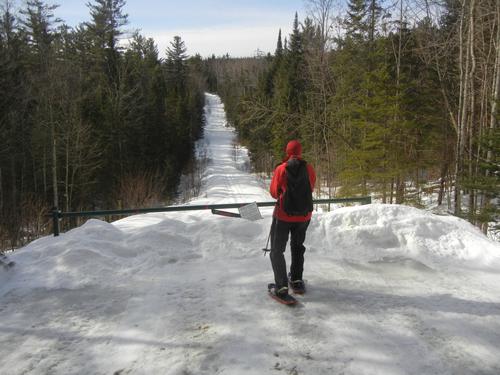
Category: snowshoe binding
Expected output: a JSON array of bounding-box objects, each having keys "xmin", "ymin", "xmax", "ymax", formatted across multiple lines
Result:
[
  {"xmin": 268, "ymin": 284, "xmax": 297, "ymax": 305},
  {"xmin": 288, "ymin": 274, "xmax": 306, "ymax": 295}
]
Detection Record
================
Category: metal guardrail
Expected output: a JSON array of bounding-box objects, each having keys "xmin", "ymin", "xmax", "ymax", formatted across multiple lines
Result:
[{"xmin": 49, "ymin": 196, "xmax": 372, "ymax": 236}]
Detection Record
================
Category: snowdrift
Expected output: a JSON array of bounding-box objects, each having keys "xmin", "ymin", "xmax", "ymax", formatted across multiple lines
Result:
[
  {"xmin": 3, "ymin": 202, "xmax": 499, "ymax": 295},
  {"xmin": 310, "ymin": 203, "xmax": 500, "ymax": 271}
]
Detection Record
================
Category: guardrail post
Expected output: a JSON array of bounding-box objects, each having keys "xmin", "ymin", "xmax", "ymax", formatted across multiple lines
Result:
[{"xmin": 52, "ymin": 207, "xmax": 61, "ymax": 237}]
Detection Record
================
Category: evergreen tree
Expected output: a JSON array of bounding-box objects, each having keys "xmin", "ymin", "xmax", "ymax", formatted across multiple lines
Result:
[
  {"xmin": 166, "ymin": 35, "xmax": 188, "ymax": 92},
  {"xmin": 86, "ymin": 0, "xmax": 128, "ymax": 82},
  {"xmin": 366, "ymin": 0, "xmax": 382, "ymax": 43},
  {"xmin": 20, "ymin": 0, "xmax": 63, "ymax": 209},
  {"xmin": 164, "ymin": 35, "xmax": 204, "ymax": 173},
  {"xmin": 262, "ymin": 29, "xmax": 283, "ymax": 99},
  {"xmin": 345, "ymin": 0, "xmax": 367, "ymax": 41},
  {"xmin": 269, "ymin": 13, "xmax": 308, "ymax": 158},
  {"xmin": 287, "ymin": 12, "xmax": 306, "ymax": 110},
  {"xmin": 82, "ymin": 0, "xmax": 129, "ymax": 198},
  {"xmin": 276, "ymin": 29, "xmax": 283, "ymax": 58},
  {"xmin": 0, "ymin": 0, "xmax": 27, "ymax": 245},
  {"xmin": 20, "ymin": 0, "xmax": 60, "ymax": 60}
]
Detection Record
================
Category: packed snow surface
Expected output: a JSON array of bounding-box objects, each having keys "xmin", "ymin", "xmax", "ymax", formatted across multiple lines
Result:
[{"xmin": 1, "ymin": 93, "xmax": 500, "ymax": 375}]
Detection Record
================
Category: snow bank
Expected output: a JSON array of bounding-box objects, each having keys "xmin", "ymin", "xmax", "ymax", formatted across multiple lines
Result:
[
  {"xmin": 309, "ymin": 204, "xmax": 500, "ymax": 271},
  {"xmin": 3, "ymin": 203, "xmax": 498, "ymax": 297}
]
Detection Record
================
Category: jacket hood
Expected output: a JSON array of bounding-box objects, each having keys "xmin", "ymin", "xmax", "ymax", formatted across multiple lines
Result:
[{"xmin": 285, "ymin": 140, "xmax": 302, "ymax": 158}]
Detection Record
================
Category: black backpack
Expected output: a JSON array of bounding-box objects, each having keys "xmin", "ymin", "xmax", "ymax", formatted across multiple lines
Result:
[{"xmin": 282, "ymin": 158, "xmax": 313, "ymax": 216}]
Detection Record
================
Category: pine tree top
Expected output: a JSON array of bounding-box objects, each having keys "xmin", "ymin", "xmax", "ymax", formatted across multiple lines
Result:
[{"xmin": 275, "ymin": 29, "xmax": 283, "ymax": 57}]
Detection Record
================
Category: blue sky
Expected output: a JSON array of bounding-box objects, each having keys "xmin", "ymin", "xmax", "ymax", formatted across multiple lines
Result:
[{"xmin": 50, "ymin": 0, "xmax": 306, "ymax": 57}]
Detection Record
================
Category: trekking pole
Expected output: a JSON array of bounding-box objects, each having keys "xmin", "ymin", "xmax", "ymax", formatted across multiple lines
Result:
[{"xmin": 262, "ymin": 217, "xmax": 275, "ymax": 256}]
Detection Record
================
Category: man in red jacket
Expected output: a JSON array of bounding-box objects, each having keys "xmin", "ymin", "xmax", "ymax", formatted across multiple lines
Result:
[{"xmin": 269, "ymin": 140, "xmax": 316, "ymax": 298}]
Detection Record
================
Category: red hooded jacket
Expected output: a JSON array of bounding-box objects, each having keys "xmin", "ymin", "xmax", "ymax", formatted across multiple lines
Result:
[{"xmin": 270, "ymin": 140, "xmax": 316, "ymax": 222}]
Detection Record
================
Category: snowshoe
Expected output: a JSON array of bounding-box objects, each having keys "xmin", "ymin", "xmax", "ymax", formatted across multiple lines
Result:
[
  {"xmin": 288, "ymin": 274, "xmax": 306, "ymax": 295},
  {"xmin": 268, "ymin": 283, "xmax": 297, "ymax": 305}
]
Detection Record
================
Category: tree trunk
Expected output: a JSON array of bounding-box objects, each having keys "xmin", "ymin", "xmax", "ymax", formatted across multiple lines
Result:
[
  {"xmin": 467, "ymin": 0, "xmax": 477, "ymax": 222},
  {"xmin": 390, "ymin": 178, "xmax": 395, "ymax": 204},
  {"xmin": 438, "ymin": 162, "xmax": 448, "ymax": 206},
  {"xmin": 455, "ymin": 0, "xmax": 475, "ymax": 216},
  {"xmin": 487, "ymin": 2, "xmax": 500, "ymax": 175},
  {"xmin": 50, "ymin": 104, "xmax": 58, "ymax": 210}
]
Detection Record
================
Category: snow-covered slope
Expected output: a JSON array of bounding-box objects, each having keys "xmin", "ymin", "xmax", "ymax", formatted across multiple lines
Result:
[{"xmin": 1, "ymin": 93, "xmax": 500, "ymax": 375}]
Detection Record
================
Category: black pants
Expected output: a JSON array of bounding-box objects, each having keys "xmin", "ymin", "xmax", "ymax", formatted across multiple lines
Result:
[{"xmin": 270, "ymin": 218, "xmax": 310, "ymax": 289}]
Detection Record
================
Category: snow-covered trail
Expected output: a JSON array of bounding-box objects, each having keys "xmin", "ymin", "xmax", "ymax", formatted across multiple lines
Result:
[
  {"xmin": 114, "ymin": 93, "xmax": 271, "ymax": 232},
  {"xmin": 191, "ymin": 94, "xmax": 268, "ymax": 204},
  {"xmin": 1, "ymin": 93, "xmax": 500, "ymax": 375}
]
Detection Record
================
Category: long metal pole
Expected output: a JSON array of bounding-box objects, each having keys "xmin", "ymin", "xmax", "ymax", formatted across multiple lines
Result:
[{"xmin": 49, "ymin": 197, "xmax": 372, "ymax": 236}]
